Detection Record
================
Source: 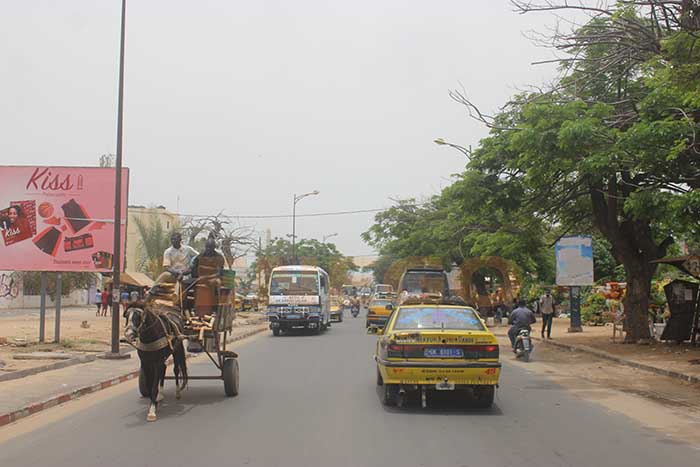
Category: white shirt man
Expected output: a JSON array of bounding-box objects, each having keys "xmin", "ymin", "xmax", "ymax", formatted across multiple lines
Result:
[
  {"xmin": 163, "ymin": 244, "xmax": 198, "ymax": 275},
  {"xmin": 155, "ymin": 232, "xmax": 198, "ymax": 285}
]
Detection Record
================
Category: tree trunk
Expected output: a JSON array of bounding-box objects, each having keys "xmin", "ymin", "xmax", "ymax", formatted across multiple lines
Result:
[
  {"xmin": 621, "ymin": 259, "xmax": 653, "ymax": 342},
  {"xmin": 589, "ymin": 182, "xmax": 672, "ymax": 343}
]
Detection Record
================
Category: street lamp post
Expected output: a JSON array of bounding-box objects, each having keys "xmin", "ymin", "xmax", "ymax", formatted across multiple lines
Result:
[
  {"xmin": 292, "ymin": 190, "xmax": 319, "ymax": 263},
  {"xmin": 323, "ymin": 233, "xmax": 338, "ymax": 243},
  {"xmin": 434, "ymin": 138, "xmax": 472, "ymax": 159}
]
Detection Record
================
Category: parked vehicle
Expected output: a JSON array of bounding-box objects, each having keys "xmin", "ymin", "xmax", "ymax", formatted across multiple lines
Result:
[
  {"xmin": 266, "ymin": 266, "xmax": 331, "ymax": 335},
  {"xmin": 513, "ymin": 328, "xmax": 533, "ymax": 362}
]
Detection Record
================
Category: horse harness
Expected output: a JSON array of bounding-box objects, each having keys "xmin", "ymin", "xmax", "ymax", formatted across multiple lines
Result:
[{"xmin": 132, "ymin": 307, "xmax": 185, "ymax": 352}]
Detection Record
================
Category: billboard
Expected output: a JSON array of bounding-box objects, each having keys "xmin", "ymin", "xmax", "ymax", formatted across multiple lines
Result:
[
  {"xmin": 0, "ymin": 166, "xmax": 129, "ymax": 272},
  {"xmin": 555, "ymin": 235, "xmax": 594, "ymax": 286}
]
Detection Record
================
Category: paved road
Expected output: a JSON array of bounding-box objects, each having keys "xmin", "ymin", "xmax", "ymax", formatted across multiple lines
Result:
[{"xmin": 1, "ymin": 315, "xmax": 698, "ymax": 467}]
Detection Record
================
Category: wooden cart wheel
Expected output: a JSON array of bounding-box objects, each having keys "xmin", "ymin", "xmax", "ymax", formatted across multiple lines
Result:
[
  {"xmin": 223, "ymin": 358, "xmax": 239, "ymax": 397},
  {"xmin": 138, "ymin": 367, "xmax": 150, "ymax": 397}
]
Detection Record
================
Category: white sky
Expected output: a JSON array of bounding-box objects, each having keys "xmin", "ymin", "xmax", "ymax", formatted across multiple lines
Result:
[{"xmin": 0, "ymin": 0, "xmax": 560, "ymax": 257}]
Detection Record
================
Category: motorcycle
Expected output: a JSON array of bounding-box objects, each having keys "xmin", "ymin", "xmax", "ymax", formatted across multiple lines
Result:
[
  {"xmin": 514, "ymin": 328, "xmax": 533, "ymax": 362},
  {"xmin": 351, "ymin": 300, "xmax": 360, "ymax": 318}
]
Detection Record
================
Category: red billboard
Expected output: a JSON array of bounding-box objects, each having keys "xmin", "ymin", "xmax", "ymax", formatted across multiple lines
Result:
[{"xmin": 0, "ymin": 166, "xmax": 129, "ymax": 272}]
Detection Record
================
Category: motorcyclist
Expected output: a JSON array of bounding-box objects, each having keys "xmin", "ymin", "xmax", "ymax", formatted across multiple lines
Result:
[{"xmin": 508, "ymin": 299, "xmax": 536, "ymax": 349}]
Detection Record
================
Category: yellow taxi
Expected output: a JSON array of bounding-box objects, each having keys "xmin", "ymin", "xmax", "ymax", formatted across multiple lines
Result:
[
  {"xmin": 374, "ymin": 302, "xmax": 500, "ymax": 408},
  {"xmin": 366, "ymin": 298, "xmax": 395, "ymax": 330}
]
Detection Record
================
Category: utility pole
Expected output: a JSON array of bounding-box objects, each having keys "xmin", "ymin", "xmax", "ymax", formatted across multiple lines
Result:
[{"xmin": 107, "ymin": 0, "xmax": 129, "ymax": 359}]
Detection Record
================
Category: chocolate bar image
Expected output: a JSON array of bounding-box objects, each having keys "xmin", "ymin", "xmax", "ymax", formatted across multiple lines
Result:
[
  {"xmin": 33, "ymin": 227, "xmax": 62, "ymax": 256},
  {"xmin": 64, "ymin": 233, "xmax": 94, "ymax": 253},
  {"xmin": 61, "ymin": 199, "xmax": 90, "ymax": 233}
]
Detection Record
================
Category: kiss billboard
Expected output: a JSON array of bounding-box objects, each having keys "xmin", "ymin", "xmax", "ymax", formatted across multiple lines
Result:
[{"xmin": 0, "ymin": 166, "xmax": 129, "ymax": 272}]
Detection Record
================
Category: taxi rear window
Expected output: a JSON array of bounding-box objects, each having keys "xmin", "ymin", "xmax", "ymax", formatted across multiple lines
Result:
[
  {"xmin": 393, "ymin": 307, "xmax": 484, "ymax": 331},
  {"xmin": 371, "ymin": 300, "xmax": 392, "ymax": 307}
]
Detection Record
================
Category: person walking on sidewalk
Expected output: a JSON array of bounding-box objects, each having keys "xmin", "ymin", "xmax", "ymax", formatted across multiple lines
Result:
[
  {"xmin": 100, "ymin": 289, "xmax": 109, "ymax": 317},
  {"xmin": 95, "ymin": 289, "xmax": 102, "ymax": 316},
  {"xmin": 539, "ymin": 290, "xmax": 556, "ymax": 339}
]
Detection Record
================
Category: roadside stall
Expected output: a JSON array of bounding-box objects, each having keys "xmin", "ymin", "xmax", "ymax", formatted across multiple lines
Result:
[{"xmin": 651, "ymin": 255, "xmax": 700, "ymax": 345}]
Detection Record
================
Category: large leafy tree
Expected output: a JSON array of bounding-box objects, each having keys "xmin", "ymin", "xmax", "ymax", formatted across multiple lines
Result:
[
  {"xmin": 362, "ymin": 177, "xmax": 555, "ymax": 283},
  {"xmin": 448, "ymin": 1, "xmax": 700, "ymax": 341}
]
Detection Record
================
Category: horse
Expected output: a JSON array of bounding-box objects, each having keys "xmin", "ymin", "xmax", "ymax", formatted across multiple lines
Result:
[{"xmin": 124, "ymin": 306, "xmax": 188, "ymax": 422}]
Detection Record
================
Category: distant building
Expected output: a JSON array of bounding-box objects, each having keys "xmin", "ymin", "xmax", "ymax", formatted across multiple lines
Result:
[
  {"xmin": 125, "ymin": 206, "xmax": 180, "ymax": 274},
  {"xmin": 351, "ymin": 255, "xmax": 378, "ymax": 269}
]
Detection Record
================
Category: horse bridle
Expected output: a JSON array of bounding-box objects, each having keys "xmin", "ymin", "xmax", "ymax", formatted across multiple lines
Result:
[{"xmin": 125, "ymin": 307, "xmax": 160, "ymax": 341}]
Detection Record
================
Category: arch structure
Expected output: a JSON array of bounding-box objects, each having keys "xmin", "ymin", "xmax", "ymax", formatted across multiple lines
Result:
[{"xmin": 459, "ymin": 257, "xmax": 521, "ymax": 312}]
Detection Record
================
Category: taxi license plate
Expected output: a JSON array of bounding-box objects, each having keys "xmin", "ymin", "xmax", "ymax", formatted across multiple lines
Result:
[
  {"xmin": 424, "ymin": 348, "xmax": 463, "ymax": 358},
  {"xmin": 286, "ymin": 314, "xmax": 300, "ymax": 319}
]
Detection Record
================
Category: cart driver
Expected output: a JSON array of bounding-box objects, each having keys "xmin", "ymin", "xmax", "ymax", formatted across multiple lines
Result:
[{"xmin": 155, "ymin": 232, "xmax": 198, "ymax": 285}]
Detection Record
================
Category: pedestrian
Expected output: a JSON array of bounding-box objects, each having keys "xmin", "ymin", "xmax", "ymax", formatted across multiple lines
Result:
[
  {"xmin": 130, "ymin": 289, "xmax": 140, "ymax": 304},
  {"xmin": 539, "ymin": 290, "xmax": 556, "ymax": 339},
  {"xmin": 95, "ymin": 289, "xmax": 102, "ymax": 316},
  {"xmin": 100, "ymin": 289, "xmax": 109, "ymax": 317},
  {"xmin": 106, "ymin": 287, "xmax": 113, "ymax": 316},
  {"xmin": 120, "ymin": 289, "xmax": 129, "ymax": 314}
]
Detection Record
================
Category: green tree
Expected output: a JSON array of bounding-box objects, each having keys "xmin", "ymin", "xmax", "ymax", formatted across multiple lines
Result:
[
  {"xmin": 448, "ymin": 1, "xmax": 700, "ymax": 341},
  {"xmin": 132, "ymin": 216, "xmax": 172, "ymax": 278},
  {"xmin": 253, "ymin": 237, "xmax": 355, "ymax": 291}
]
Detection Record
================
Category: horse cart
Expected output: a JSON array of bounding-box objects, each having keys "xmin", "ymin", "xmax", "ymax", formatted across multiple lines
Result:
[{"xmin": 134, "ymin": 268, "xmax": 240, "ymax": 399}]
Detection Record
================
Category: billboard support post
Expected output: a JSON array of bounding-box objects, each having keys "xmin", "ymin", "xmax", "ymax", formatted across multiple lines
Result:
[
  {"xmin": 39, "ymin": 272, "xmax": 47, "ymax": 342},
  {"xmin": 53, "ymin": 272, "xmax": 61, "ymax": 343},
  {"xmin": 106, "ymin": 0, "xmax": 130, "ymax": 359},
  {"xmin": 568, "ymin": 286, "xmax": 583, "ymax": 333}
]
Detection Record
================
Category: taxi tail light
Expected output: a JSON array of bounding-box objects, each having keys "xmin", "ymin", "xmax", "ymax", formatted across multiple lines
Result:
[
  {"xmin": 471, "ymin": 344, "xmax": 499, "ymax": 359},
  {"xmin": 387, "ymin": 344, "xmax": 405, "ymax": 358}
]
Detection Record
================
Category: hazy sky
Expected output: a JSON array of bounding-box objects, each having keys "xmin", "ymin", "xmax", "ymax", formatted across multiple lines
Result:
[{"xmin": 1, "ymin": 0, "xmax": 559, "ymax": 257}]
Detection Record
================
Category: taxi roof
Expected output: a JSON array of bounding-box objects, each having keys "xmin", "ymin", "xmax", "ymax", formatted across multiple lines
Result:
[
  {"xmin": 397, "ymin": 304, "xmax": 478, "ymax": 310},
  {"xmin": 271, "ymin": 265, "xmax": 328, "ymax": 274}
]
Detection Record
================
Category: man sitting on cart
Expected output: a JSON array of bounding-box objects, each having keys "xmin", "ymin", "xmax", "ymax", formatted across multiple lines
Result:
[
  {"xmin": 191, "ymin": 234, "xmax": 226, "ymax": 286},
  {"xmin": 157, "ymin": 232, "xmax": 198, "ymax": 284}
]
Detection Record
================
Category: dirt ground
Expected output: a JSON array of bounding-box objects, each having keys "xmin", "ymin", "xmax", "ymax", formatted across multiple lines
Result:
[
  {"xmin": 493, "ymin": 327, "xmax": 700, "ymax": 446},
  {"xmin": 522, "ymin": 317, "xmax": 700, "ymax": 379},
  {"xmin": 0, "ymin": 306, "xmax": 265, "ymax": 374}
]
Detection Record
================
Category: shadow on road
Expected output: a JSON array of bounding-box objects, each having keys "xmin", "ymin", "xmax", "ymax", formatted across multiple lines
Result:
[
  {"xmin": 376, "ymin": 386, "xmax": 504, "ymax": 416},
  {"xmin": 125, "ymin": 386, "xmax": 238, "ymax": 426}
]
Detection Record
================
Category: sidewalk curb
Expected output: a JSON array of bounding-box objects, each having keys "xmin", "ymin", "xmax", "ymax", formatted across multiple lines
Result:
[
  {"xmin": 0, "ymin": 325, "xmax": 268, "ymax": 429},
  {"xmin": 0, "ymin": 355, "xmax": 98, "ymax": 384},
  {"xmin": 534, "ymin": 337, "xmax": 700, "ymax": 385}
]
